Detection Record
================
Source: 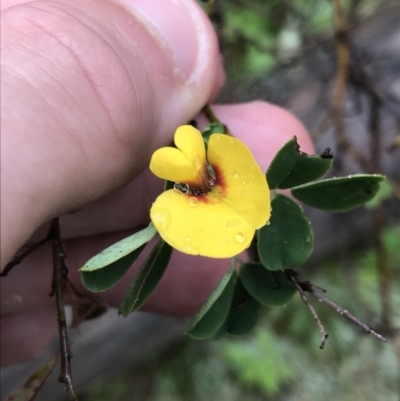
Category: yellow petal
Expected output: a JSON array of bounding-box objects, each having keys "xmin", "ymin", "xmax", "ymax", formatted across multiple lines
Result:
[
  {"xmin": 207, "ymin": 134, "xmax": 270, "ymax": 228},
  {"xmin": 174, "ymin": 125, "xmax": 206, "ymax": 168},
  {"xmin": 150, "ymin": 189, "xmax": 255, "ymax": 258},
  {"xmin": 149, "ymin": 125, "xmax": 207, "ymax": 185},
  {"xmin": 150, "ymin": 147, "xmax": 199, "ymax": 183}
]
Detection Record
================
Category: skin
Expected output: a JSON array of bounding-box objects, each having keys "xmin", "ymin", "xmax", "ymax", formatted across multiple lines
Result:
[{"xmin": 0, "ymin": 0, "xmax": 314, "ymax": 366}]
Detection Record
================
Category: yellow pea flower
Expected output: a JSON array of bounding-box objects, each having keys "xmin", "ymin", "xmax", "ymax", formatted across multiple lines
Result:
[{"xmin": 149, "ymin": 125, "xmax": 270, "ymax": 258}]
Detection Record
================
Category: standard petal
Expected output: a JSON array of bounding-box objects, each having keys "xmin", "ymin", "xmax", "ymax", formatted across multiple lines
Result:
[
  {"xmin": 149, "ymin": 125, "xmax": 207, "ymax": 185},
  {"xmin": 174, "ymin": 125, "xmax": 206, "ymax": 168},
  {"xmin": 150, "ymin": 147, "xmax": 199, "ymax": 183},
  {"xmin": 150, "ymin": 190, "xmax": 255, "ymax": 258},
  {"xmin": 207, "ymin": 134, "xmax": 270, "ymax": 228}
]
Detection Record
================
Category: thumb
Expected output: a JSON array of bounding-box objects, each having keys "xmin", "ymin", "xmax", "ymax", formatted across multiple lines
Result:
[{"xmin": 1, "ymin": 0, "xmax": 222, "ymax": 266}]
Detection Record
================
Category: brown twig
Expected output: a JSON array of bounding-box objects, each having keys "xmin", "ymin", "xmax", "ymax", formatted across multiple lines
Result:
[
  {"xmin": 1, "ymin": 236, "xmax": 50, "ymax": 277},
  {"xmin": 50, "ymin": 218, "xmax": 78, "ymax": 401},
  {"xmin": 290, "ymin": 274, "xmax": 328, "ymax": 349},
  {"xmin": 331, "ymin": 0, "xmax": 370, "ymax": 172},
  {"xmin": 308, "ymin": 286, "xmax": 387, "ymax": 343}
]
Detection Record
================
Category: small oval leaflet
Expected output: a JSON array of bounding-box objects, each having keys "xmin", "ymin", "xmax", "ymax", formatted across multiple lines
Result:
[
  {"xmin": 239, "ymin": 263, "xmax": 296, "ymax": 306},
  {"xmin": 266, "ymin": 136, "xmax": 333, "ymax": 190},
  {"xmin": 258, "ymin": 194, "xmax": 314, "ymax": 271},
  {"xmin": 81, "ymin": 245, "xmax": 145, "ymax": 292},
  {"xmin": 291, "ymin": 174, "xmax": 386, "ymax": 212},
  {"xmin": 224, "ymin": 278, "xmax": 260, "ymax": 335},
  {"xmin": 80, "ymin": 223, "xmax": 157, "ymax": 272},
  {"xmin": 186, "ymin": 265, "xmax": 237, "ymax": 339},
  {"xmin": 118, "ymin": 240, "xmax": 173, "ymax": 317}
]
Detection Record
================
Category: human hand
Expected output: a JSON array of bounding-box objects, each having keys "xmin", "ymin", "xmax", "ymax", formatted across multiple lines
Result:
[{"xmin": 0, "ymin": 0, "xmax": 314, "ymax": 366}]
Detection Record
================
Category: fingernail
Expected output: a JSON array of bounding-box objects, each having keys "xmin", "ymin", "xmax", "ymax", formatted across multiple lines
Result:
[{"xmin": 115, "ymin": 0, "xmax": 204, "ymax": 81}]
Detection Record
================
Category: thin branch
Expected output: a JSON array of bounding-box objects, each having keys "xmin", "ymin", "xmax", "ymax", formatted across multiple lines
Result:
[
  {"xmin": 331, "ymin": 0, "xmax": 370, "ymax": 172},
  {"xmin": 1, "ymin": 236, "xmax": 50, "ymax": 277},
  {"xmin": 50, "ymin": 218, "xmax": 78, "ymax": 401},
  {"xmin": 308, "ymin": 286, "xmax": 387, "ymax": 343},
  {"xmin": 290, "ymin": 275, "xmax": 328, "ymax": 349}
]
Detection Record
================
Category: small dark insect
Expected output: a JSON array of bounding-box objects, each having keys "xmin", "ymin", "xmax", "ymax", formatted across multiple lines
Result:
[{"xmin": 321, "ymin": 147, "xmax": 334, "ymax": 159}]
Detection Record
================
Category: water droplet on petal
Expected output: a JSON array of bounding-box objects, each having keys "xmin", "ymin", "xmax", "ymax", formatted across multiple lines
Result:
[
  {"xmin": 185, "ymin": 236, "xmax": 191, "ymax": 241},
  {"xmin": 235, "ymin": 233, "xmax": 245, "ymax": 243},
  {"xmin": 230, "ymin": 139, "xmax": 234, "ymax": 144},
  {"xmin": 266, "ymin": 221, "xmax": 271, "ymax": 226},
  {"xmin": 242, "ymin": 180, "xmax": 246, "ymax": 185},
  {"xmin": 231, "ymin": 170, "xmax": 239, "ymax": 178},
  {"xmin": 152, "ymin": 208, "xmax": 172, "ymax": 234},
  {"xmin": 188, "ymin": 197, "xmax": 198, "ymax": 207}
]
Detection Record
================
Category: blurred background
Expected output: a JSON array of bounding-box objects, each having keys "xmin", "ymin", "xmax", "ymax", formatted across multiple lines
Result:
[{"xmin": 2, "ymin": 0, "xmax": 399, "ymax": 399}]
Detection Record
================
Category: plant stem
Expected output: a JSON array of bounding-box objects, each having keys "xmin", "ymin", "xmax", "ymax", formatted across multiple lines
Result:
[
  {"xmin": 1, "ymin": 236, "xmax": 49, "ymax": 277},
  {"xmin": 309, "ymin": 286, "xmax": 387, "ymax": 343},
  {"xmin": 50, "ymin": 218, "xmax": 78, "ymax": 401},
  {"xmin": 290, "ymin": 275, "xmax": 328, "ymax": 349}
]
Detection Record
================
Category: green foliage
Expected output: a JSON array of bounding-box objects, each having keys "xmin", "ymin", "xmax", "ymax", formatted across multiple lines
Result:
[
  {"xmin": 201, "ymin": 123, "xmax": 227, "ymax": 149},
  {"xmin": 80, "ymin": 225, "xmax": 400, "ymax": 401},
  {"xmin": 266, "ymin": 136, "xmax": 333, "ymax": 189},
  {"xmin": 223, "ymin": 278, "xmax": 260, "ymax": 336},
  {"xmin": 80, "ymin": 223, "xmax": 156, "ymax": 272},
  {"xmin": 222, "ymin": 330, "xmax": 295, "ymax": 395},
  {"xmin": 186, "ymin": 266, "xmax": 237, "ymax": 339},
  {"xmin": 365, "ymin": 179, "xmax": 394, "ymax": 209},
  {"xmin": 239, "ymin": 263, "xmax": 296, "ymax": 305},
  {"xmin": 258, "ymin": 194, "xmax": 314, "ymax": 270},
  {"xmin": 291, "ymin": 175, "xmax": 385, "ymax": 211},
  {"xmin": 80, "ymin": 246, "xmax": 145, "ymax": 292},
  {"xmin": 118, "ymin": 240, "xmax": 173, "ymax": 317}
]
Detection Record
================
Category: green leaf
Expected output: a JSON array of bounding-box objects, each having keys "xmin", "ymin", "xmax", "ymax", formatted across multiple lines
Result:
[
  {"xmin": 211, "ymin": 321, "xmax": 228, "ymax": 341},
  {"xmin": 266, "ymin": 137, "xmax": 298, "ymax": 189},
  {"xmin": 225, "ymin": 278, "xmax": 260, "ymax": 335},
  {"xmin": 365, "ymin": 180, "xmax": 393, "ymax": 209},
  {"xmin": 239, "ymin": 263, "xmax": 296, "ymax": 306},
  {"xmin": 278, "ymin": 151, "xmax": 333, "ymax": 189},
  {"xmin": 186, "ymin": 265, "xmax": 237, "ymax": 339},
  {"xmin": 80, "ymin": 223, "xmax": 157, "ymax": 272},
  {"xmin": 81, "ymin": 245, "xmax": 145, "ymax": 292},
  {"xmin": 202, "ymin": 123, "xmax": 227, "ymax": 149},
  {"xmin": 291, "ymin": 174, "xmax": 386, "ymax": 212},
  {"xmin": 258, "ymin": 194, "xmax": 313, "ymax": 270},
  {"xmin": 118, "ymin": 240, "xmax": 173, "ymax": 317},
  {"xmin": 266, "ymin": 137, "xmax": 333, "ymax": 190}
]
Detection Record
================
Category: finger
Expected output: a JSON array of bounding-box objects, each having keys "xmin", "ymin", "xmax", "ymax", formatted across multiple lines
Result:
[
  {"xmin": 1, "ymin": 101, "xmax": 314, "ymax": 317},
  {"xmin": 1, "ymin": 0, "xmax": 223, "ymax": 268}
]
